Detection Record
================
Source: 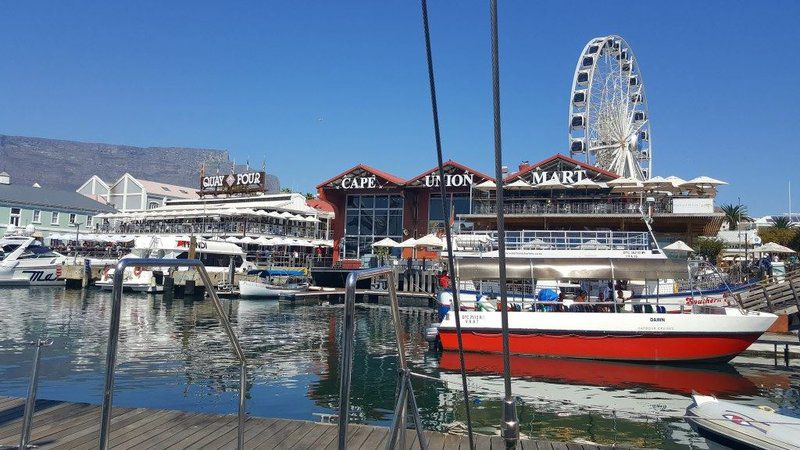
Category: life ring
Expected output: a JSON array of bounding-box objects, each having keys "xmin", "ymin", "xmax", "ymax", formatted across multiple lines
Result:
[{"xmin": 133, "ymin": 266, "xmax": 143, "ymax": 277}]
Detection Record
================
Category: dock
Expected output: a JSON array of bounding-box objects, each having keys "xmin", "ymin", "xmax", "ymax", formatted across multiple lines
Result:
[{"xmin": 0, "ymin": 396, "xmax": 636, "ymax": 449}]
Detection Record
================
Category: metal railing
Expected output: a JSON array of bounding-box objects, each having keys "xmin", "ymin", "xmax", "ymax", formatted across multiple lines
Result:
[
  {"xmin": 471, "ymin": 198, "xmax": 673, "ymax": 215},
  {"xmin": 337, "ymin": 267, "xmax": 430, "ymax": 450},
  {"xmin": 98, "ymin": 258, "xmax": 247, "ymax": 450},
  {"xmin": 18, "ymin": 339, "xmax": 53, "ymax": 449},
  {"xmin": 456, "ymin": 229, "xmax": 651, "ymax": 252}
]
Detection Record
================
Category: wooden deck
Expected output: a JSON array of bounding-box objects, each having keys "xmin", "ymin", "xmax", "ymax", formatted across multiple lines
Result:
[{"xmin": 0, "ymin": 396, "xmax": 636, "ymax": 449}]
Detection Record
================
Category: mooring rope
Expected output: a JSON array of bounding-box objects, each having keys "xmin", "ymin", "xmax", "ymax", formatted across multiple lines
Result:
[{"xmin": 419, "ymin": 0, "xmax": 475, "ymax": 447}]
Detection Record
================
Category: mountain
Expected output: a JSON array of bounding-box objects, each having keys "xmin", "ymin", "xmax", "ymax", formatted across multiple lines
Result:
[{"xmin": 0, "ymin": 134, "xmax": 280, "ymax": 193}]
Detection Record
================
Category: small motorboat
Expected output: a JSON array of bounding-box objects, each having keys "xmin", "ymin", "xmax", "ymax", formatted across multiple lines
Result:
[
  {"xmin": 0, "ymin": 226, "xmax": 68, "ymax": 286},
  {"xmin": 238, "ymin": 269, "xmax": 310, "ymax": 299},
  {"xmin": 686, "ymin": 394, "xmax": 800, "ymax": 449}
]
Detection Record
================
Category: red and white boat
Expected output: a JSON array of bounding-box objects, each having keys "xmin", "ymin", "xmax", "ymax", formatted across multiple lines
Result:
[
  {"xmin": 434, "ymin": 256, "xmax": 777, "ymax": 363},
  {"xmin": 437, "ymin": 308, "xmax": 776, "ymax": 362}
]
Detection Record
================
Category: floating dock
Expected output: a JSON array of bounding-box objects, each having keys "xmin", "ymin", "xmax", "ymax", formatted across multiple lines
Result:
[{"xmin": 0, "ymin": 396, "xmax": 640, "ymax": 449}]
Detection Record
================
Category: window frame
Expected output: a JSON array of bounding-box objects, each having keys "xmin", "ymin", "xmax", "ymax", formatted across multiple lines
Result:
[{"xmin": 51, "ymin": 211, "xmax": 60, "ymax": 225}]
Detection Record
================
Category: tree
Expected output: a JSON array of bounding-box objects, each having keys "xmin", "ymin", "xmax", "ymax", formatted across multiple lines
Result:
[
  {"xmin": 758, "ymin": 226, "xmax": 799, "ymax": 248},
  {"xmin": 771, "ymin": 216, "xmax": 794, "ymax": 229},
  {"xmin": 720, "ymin": 204, "xmax": 751, "ymax": 230},
  {"xmin": 692, "ymin": 237, "xmax": 727, "ymax": 263}
]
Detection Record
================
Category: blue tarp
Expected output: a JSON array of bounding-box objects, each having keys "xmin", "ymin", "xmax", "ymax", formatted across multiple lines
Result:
[
  {"xmin": 248, "ymin": 269, "xmax": 305, "ymax": 277},
  {"xmin": 537, "ymin": 288, "xmax": 559, "ymax": 302}
]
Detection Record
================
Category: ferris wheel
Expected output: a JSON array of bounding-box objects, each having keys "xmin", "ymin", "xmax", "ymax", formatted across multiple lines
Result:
[{"xmin": 568, "ymin": 35, "xmax": 652, "ymax": 180}]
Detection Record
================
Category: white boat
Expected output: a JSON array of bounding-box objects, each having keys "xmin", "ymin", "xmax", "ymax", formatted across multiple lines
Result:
[
  {"xmin": 96, "ymin": 236, "xmax": 253, "ymax": 293},
  {"xmin": 686, "ymin": 394, "xmax": 800, "ymax": 449},
  {"xmin": 0, "ymin": 230, "xmax": 68, "ymax": 286},
  {"xmin": 433, "ymin": 256, "xmax": 777, "ymax": 363},
  {"xmin": 239, "ymin": 269, "xmax": 309, "ymax": 299}
]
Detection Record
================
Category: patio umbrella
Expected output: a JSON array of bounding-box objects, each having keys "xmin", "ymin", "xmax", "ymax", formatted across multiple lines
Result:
[
  {"xmin": 535, "ymin": 177, "xmax": 572, "ymax": 190},
  {"xmin": 253, "ymin": 236, "xmax": 272, "ymax": 246},
  {"xmin": 371, "ymin": 237, "xmax": 400, "ymax": 248},
  {"xmin": 225, "ymin": 236, "xmax": 241, "ymax": 243},
  {"xmin": 505, "ymin": 179, "xmax": 532, "ymax": 190},
  {"xmin": 686, "ymin": 176, "xmax": 727, "ymax": 186},
  {"xmin": 663, "ymin": 240, "xmax": 694, "ymax": 252},
  {"xmin": 415, "ymin": 233, "xmax": 445, "ymax": 248},
  {"xmin": 474, "ymin": 180, "xmax": 497, "ymax": 191},
  {"xmin": 397, "ymin": 238, "xmax": 417, "ymax": 248},
  {"xmin": 239, "ymin": 236, "xmax": 255, "ymax": 244},
  {"xmin": 571, "ymin": 178, "xmax": 602, "ymax": 189},
  {"xmin": 757, "ymin": 242, "xmax": 796, "ymax": 254}
]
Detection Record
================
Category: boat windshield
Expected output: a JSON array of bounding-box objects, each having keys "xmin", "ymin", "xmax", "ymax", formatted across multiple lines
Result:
[
  {"xmin": 16, "ymin": 245, "xmax": 60, "ymax": 260},
  {"xmin": 0, "ymin": 244, "xmax": 21, "ymax": 261}
]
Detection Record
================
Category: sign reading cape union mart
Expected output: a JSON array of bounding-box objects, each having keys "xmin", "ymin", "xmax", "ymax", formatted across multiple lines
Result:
[{"xmin": 200, "ymin": 171, "xmax": 265, "ymax": 196}]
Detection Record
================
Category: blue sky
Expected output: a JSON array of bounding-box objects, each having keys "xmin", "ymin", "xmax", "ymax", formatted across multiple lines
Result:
[{"xmin": 1, "ymin": 1, "xmax": 798, "ymax": 216}]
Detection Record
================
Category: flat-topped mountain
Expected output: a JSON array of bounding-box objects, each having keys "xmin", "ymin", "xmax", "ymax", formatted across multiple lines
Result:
[{"xmin": 0, "ymin": 134, "xmax": 279, "ymax": 192}]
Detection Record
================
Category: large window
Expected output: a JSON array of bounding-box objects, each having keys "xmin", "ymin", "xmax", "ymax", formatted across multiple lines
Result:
[
  {"xmin": 51, "ymin": 211, "xmax": 60, "ymax": 225},
  {"xmin": 428, "ymin": 193, "xmax": 472, "ymax": 233},
  {"xmin": 9, "ymin": 208, "xmax": 21, "ymax": 226},
  {"xmin": 343, "ymin": 194, "xmax": 403, "ymax": 259},
  {"xmin": 32, "ymin": 210, "xmax": 41, "ymax": 223}
]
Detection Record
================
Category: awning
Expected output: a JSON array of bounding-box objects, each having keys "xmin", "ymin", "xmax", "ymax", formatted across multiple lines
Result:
[{"xmin": 454, "ymin": 256, "xmax": 690, "ymax": 280}]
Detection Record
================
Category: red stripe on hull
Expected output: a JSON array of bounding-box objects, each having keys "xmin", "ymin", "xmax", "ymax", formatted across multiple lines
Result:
[{"xmin": 438, "ymin": 330, "xmax": 761, "ymax": 362}]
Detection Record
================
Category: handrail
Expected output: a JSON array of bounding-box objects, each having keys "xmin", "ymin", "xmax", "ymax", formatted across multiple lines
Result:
[
  {"xmin": 98, "ymin": 258, "xmax": 247, "ymax": 450},
  {"xmin": 337, "ymin": 267, "xmax": 428, "ymax": 450}
]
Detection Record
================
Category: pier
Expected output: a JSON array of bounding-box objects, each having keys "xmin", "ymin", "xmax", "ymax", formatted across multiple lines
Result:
[{"xmin": 0, "ymin": 396, "xmax": 636, "ymax": 450}]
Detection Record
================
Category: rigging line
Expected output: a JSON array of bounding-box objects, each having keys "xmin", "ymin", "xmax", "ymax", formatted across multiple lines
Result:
[
  {"xmin": 489, "ymin": 0, "xmax": 519, "ymax": 446},
  {"xmin": 419, "ymin": 0, "xmax": 475, "ymax": 448}
]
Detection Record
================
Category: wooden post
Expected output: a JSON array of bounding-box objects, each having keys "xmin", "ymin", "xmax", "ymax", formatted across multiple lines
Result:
[
  {"xmin": 762, "ymin": 286, "xmax": 774, "ymax": 312},
  {"xmin": 189, "ymin": 235, "xmax": 197, "ymax": 260}
]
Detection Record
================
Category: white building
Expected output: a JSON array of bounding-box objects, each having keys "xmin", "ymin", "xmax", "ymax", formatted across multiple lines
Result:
[{"xmin": 77, "ymin": 173, "xmax": 197, "ymax": 212}]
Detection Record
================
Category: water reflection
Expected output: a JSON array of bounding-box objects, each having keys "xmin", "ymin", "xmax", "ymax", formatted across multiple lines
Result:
[{"xmin": 0, "ymin": 287, "xmax": 797, "ymax": 449}]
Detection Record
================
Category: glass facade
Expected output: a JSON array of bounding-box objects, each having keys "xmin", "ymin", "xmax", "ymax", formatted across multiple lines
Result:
[
  {"xmin": 343, "ymin": 194, "xmax": 403, "ymax": 258},
  {"xmin": 428, "ymin": 193, "xmax": 472, "ymax": 233}
]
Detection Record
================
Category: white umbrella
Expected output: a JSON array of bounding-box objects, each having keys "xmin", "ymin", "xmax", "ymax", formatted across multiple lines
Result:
[
  {"xmin": 278, "ymin": 211, "xmax": 295, "ymax": 219},
  {"xmin": 757, "ymin": 242, "xmax": 795, "ymax": 254},
  {"xmin": 225, "ymin": 236, "xmax": 241, "ymax": 243},
  {"xmin": 239, "ymin": 236, "xmax": 255, "ymax": 244},
  {"xmin": 415, "ymin": 234, "xmax": 445, "ymax": 248},
  {"xmin": 371, "ymin": 237, "xmax": 400, "ymax": 248},
  {"xmin": 686, "ymin": 176, "xmax": 727, "ymax": 186},
  {"xmin": 474, "ymin": 180, "xmax": 497, "ymax": 191},
  {"xmin": 607, "ymin": 177, "xmax": 643, "ymax": 187},
  {"xmin": 664, "ymin": 176, "xmax": 687, "ymax": 189},
  {"xmin": 535, "ymin": 177, "xmax": 572, "ymax": 189},
  {"xmin": 663, "ymin": 240, "xmax": 694, "ymax": 252},
  {"xmin": 505, "ymin": 179, "xmax": 532, "ymax": 190},
  {"xmin": 398, "ymin": 238, "xmax": 417, "ymax": 248},
  {"xmin": 571, "ymin": 177, "xmax": 602, "ymax": 189},
  {"xmin": 253, "ymin": 236, "xmax": 272, "ymax": 245}
]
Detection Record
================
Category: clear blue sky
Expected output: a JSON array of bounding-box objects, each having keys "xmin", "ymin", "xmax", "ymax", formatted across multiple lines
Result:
[{"xmin": 1, "ymin": 1, "xmax": 798, "ymax": 216}]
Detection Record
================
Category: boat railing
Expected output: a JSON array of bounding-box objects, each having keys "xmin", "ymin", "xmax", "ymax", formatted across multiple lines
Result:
[
  {"xmin": 454, "ymin": 229, "xmax": 652, "ymax": 252},
  {"xmin": 337, "ymin": 266, "xmax": 430, "ymax": 450},
  {"xmin": 97, "ymin": 258, "xmax": 247, "ymax": 450}
]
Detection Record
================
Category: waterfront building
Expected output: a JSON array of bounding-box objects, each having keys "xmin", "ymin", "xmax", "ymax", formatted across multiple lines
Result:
[
  {"xmin": 77, "ymin": 173, "xmax": 198, "ymax": 212},
  {"xmin": 317, "ymin": 153, "xmax": 725, "ymax": 261},
  {"xmin": 0, "ymin": 171, "xmax": 116, "ymax": 239}
]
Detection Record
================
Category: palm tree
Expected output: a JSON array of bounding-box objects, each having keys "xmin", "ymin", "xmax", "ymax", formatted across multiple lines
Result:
[
  {"xmin": 772, "ymin": 216, "xmax": 794, "ymax": 229},
  {"xmin": 720, "ymin": 204, "xmax": 751, "ymax": 230}
]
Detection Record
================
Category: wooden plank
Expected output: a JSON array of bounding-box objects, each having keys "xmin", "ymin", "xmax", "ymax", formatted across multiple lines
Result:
[
  {"xmin": 303, "ymin": 421, "xmax": 340, "ymax": 449},
  {"xmin": 18, "ymin": 405, "xmax": 111, "ymax": 447},
  {"xmin": 286, "ymin": 421, "xmax": 334, "ymax": 450},
  {"xmin": 551, "ymin": 441, "xmax": 569, "ymax": 450},
  {"xmin": 490, "ymin": 435, "xmax": 506, "ymax": 449},
  {"xmin": 534, "ymin": 441, "xmax": 555, "ymax": 450},
  {"xmin": 184, "ymin": 414, "xmax": 242, "ymax": 449},
  {"xmin": 245, "ymin": 418, "xmax": 297, "ymax": 448},
  {"xmin": 143, "ymin": 411, "xmax": 234, "ymax": 450},
  {"xmin": 113, "ymin": 411, "xmax": 196, "ymax": 450},
  {"xmin": 0, "ymin": 402, "xmax": 91, "ymax": 442},
  {"xmin": 248, "ymin": 419, "xmax": 304, "ymax": 449},
  {"xmin": 425, "ymin": 429, "xmax": 446, "ymax": 450},
  {"xmin": 473, "ymin": 432, "xmax": 493, "ymax": 450},
  {"xmin": 272, "ymin": 420, "xmax": 320, "ymax": 449},
  {"xmin": 44, "ymin": 406, "xmax": 145, "ymax": 450},
  {"xmin": 358, "ymin": 426, "xmax": 389, "ymax": 450},
  {"xmin": 106, "ymin": 410, "xmax": 176, "ymax": 448},
  {"xmin": 68, "ymin": 408, "xmax": 167, "ymax": 450}
]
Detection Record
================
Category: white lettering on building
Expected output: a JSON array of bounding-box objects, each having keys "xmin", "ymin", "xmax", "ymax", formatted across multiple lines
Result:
[
  {"xmin": 528, "ymin": 170, "xmax": 587, "ymax": 185},
  {"xmin": 423, "ymin": 173, "xmax": 475, "ymax": 188},
  {"xmin": 341, "ymin": 176, "xmax": 378, "ymax": 189}
]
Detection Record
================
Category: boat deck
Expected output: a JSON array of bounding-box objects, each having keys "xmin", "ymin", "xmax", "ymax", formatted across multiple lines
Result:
[{"xmin": 0, "ymin": 396, "xmax": 640, "ymax": 449}]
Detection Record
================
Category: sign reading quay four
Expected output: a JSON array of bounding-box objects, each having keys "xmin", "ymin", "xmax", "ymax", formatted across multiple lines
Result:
[{"xmin": 200, "ymin": 171, "xmax": 265, "ymax": 196}]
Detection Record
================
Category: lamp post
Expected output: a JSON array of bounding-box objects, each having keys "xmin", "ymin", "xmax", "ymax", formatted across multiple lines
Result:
[{"xmin": 72, "ymin": 222, "xmax": 83, "ymax": 264}]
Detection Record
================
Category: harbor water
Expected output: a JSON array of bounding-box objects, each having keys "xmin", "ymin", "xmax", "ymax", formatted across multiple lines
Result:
[{"xmin": 0, "ymin": 287, "xmax": 798, "ymax": 449}]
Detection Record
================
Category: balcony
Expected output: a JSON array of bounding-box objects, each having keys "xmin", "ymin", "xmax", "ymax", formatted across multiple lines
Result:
[{"xmin": 469, "ymin": 197, "xmax": 673, "ymax": 216}]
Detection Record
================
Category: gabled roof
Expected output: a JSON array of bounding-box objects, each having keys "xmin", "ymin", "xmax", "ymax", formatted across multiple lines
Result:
[
  {"xmin": 316, "ymin": 164, "xmax": 406, "ymax": 189},
  {"xmin": 0, "ymin": 183, "xmax": 117, "ymax": 213},
  {"xmin": 136, "ymin": 178, "xmax": 198, "ymax": 199},
  {"xmin": 306, "ymin": 198, "xmax": 335, "ymax": 213},
  {"xmin": 405, "ymin": 160, "xmax": 495, "ymax": 185},
  {"xmin": 504, "ymin": 153, "xmax": 620, "ymax": 182}
]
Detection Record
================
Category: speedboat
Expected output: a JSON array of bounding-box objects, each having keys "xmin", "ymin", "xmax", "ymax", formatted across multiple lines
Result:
[
  {"xmin": 686, "ymin": 394, "xmax": 800, "ymax": 449},
  {"xmin": 0, "ymin": 230, "xmax": 68, "ymax": 286},
  {"xmin": 239, "ymin": 269, "xmax": 310, "ymax": 299},
  {"xmin": 96, "ymin": 236, "xmax": 253, "ymax": 293},
  {"xmin": 432, "ymin": 256, "xmax": 777, "ymax": 363}
]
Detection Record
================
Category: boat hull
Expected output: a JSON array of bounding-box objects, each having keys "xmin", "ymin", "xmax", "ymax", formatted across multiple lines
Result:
[
  {"xmin": 238, "ymin": 280, "xmax": 307, "ymax": 299},
  {"xmin": 437, "ymin": 310, "xmax": 776, "ymax": 363}
]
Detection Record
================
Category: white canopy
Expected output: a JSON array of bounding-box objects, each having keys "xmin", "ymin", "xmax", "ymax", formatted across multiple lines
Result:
[
  {"xmin": 415, "ymin": 234, "xmax": 445, "ymax": 248},
  {"xmin": 474, "ymin": 180, "xmax": 497, "ymax": 191},
  {"xmin": 686, "ymin": 176, "xmax": 727, "ymax": 186},
  {"xmin": 253, "ymin": 236, "xmax": 273, "ymax": 245},
  {"xmin": 571, "ymin": 178, "xmax": 602, "ymax": 188},
  {"xmin": 664, "ymin": 176, "xmax": 687, "ymax": 188},
  {"xmin": 663, "ymin": 240, "xmax": 694, "ymax": 252},
  {"xmin": 371, "ymin": 237, "xmax": 400, "ymax": 248},
  {"xmin": 505, "ymin": 179, "xmax": 532, "ymax": 190},
  {"xmin": 239, "ymin": 236, "xmax": 255, "ymax": 244},
  {"xmin": 224, "ymin": 236, "xmax": 241, "ymax": 243},
  {"xmin": 397, "ymin": 238, "xmax": 417, "ymax": 248},
  {"xmin": 535, "ymin": 177, "xmax": 572, "ymax": 189},
  {"xmin": 758, "ymin": 242, "xmax": 796, "ymax": 254},
  {"xmin": 607, "ymin": 177, "xmax": 643, "ymax": 187}
]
